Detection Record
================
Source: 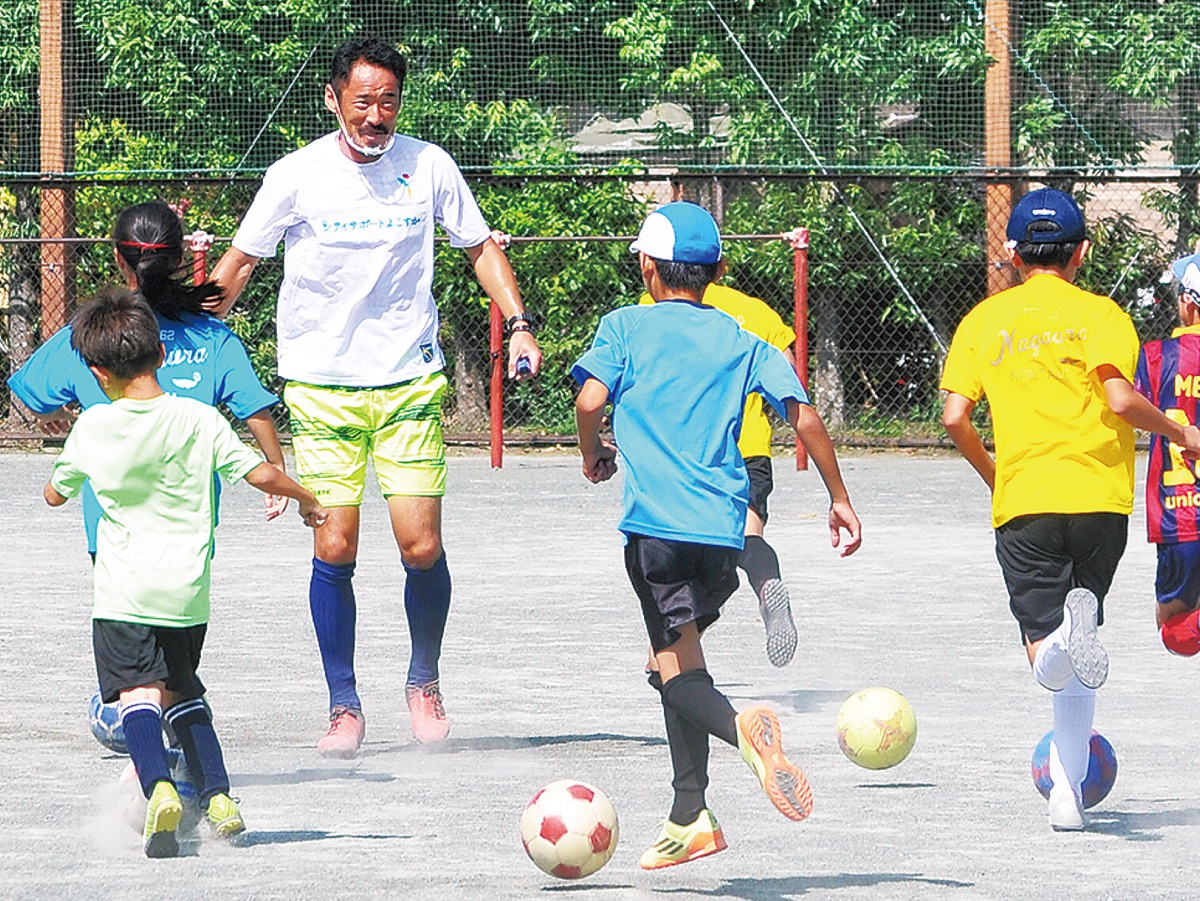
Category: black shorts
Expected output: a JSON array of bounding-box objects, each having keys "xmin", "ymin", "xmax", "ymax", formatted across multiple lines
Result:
[
  {"xmin": 744, "ymin": 456, "xmax": 774, "ymax": 524},
  {"xmin": 93, "ymin": 619, "xmax": 208, "ymax": 704},
  {"xmin": 624, "ymin": 534, "xmax": 740, "ymax": 653},
  {"xmin": 994, "ymin": 513, "xmax": 1128, "ymax": 644}
]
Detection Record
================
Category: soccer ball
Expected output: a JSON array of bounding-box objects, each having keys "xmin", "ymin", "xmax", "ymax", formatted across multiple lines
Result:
[
  {"xmin": 88, "ymin": 690, "xmax": 127, "ymax": 755},
  {"xmin": 836, "ymin": 687, "xmax": 918, "ymax": 769},
  {"xmin": 520, "ymin": 780, "xmax": 619, "ymax": 879},
  {"xmin": 1030, "ymin": 730, "xmax": 1117, "ymax": 810}
]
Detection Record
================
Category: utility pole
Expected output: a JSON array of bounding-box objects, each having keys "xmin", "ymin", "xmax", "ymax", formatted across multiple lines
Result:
[
  {"xmin": 984, "ymin": 0, "xmax": 1017, "ymax": 296},
  {"xmin": 39, "ymin": 0, "xmax": 74, "ymax": 336}
]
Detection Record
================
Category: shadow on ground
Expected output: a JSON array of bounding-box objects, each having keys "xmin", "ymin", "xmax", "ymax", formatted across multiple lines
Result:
[
  {"xmin": 236, "ymin": 829, "xmax": 413, "ymax": 847},
  {"xmin": 1085, "ymin": 802, "xmax": 1200, "ymax": 841},
  {"xmin": 651, "ymin": 872, "xmax": 974, "ymax": 898},
  {"xmin": 233, "ymin": 768, "xmax": 398, "ymax": 787},
  {"xmin": 369, "ymin": 733, "xmax": 667, "ymax": 755}
]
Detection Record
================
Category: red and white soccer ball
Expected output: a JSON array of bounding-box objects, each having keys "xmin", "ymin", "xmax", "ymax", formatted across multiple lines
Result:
[{"xmin": 519, "ymin": 780, "xmax": 619, "ymax": 879}]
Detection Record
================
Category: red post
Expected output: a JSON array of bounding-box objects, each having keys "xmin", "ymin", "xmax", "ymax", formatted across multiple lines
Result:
[
  {"xmin": 788, "ymin": 228, "xmax": 810, "ymax": 471},
  {"xmin": 185, "ymin": 230, "xmax": 214, "ymax": 285},
  {"xmin": 489, "ymin": 300, "xmax": 504, "ymax": 468}
]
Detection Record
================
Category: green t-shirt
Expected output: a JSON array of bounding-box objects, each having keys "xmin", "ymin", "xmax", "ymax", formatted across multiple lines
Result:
[{"xmin": 51, "ymin": 394, "xmax": 263, "ymax": 626}]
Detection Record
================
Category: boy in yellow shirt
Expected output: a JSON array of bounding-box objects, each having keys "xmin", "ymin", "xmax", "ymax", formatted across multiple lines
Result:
[{"xmin": 941, "ymin": 188, "xmax": 1200, "ymax": 831}]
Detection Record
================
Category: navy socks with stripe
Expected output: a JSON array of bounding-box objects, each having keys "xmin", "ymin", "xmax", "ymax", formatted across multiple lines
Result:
[
  {"xmin": 121, "ymin": 701, "xmax": 170, "ymax": 799},
  {"xmin": 164, "ymin": 698, "xmax": 230, "ymax": 805}
]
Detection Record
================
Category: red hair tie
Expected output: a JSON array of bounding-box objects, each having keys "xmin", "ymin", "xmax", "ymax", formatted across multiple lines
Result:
[{"xmin": 118, "ymin": 240, "xmax": 172, "ymax": 250}]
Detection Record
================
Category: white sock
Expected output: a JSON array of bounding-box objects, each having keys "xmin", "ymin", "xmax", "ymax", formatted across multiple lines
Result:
[
  {"xmin": 1031, "ymin": 621, "xmax": 1073, "ymax": 691},
  {"xmin": 1049, "ymin": 676, "xmax": 1096, "ymax": 799}
]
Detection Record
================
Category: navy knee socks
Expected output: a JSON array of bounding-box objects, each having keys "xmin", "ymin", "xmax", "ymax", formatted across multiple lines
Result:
[
  {"xmin": 309, "ymin": 558, "xmax": 360, "ymax": 710},
  {"xmin": 404, "ymin": 553, "xmax": 451, "ymax": 687},
  {"xmin": 164, "ymin": 698, "xmax": 230, "ymax": 805},
  {"xmin": 121, "ymin": 701, "xmax": 171, "ymax": 799}
]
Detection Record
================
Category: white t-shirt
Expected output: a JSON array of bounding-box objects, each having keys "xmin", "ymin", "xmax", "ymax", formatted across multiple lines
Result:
[{"xmin": 233, "ymin": 132, "xmax": 492, "ymax": 387}]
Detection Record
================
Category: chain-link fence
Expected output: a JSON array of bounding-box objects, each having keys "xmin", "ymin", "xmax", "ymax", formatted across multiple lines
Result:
[
  {"xmin": 4, "ymin": 172, "xmax": 1196, "ymax": 451},
  {"xmin": 5, "ymin": 3, "xmax": 1200, "ymax": 448}
]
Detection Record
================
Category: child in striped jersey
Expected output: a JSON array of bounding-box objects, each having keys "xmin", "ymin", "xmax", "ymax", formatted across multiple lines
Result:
[{"xmin": 1134, "ymin": 252, "xmax": 1200, "ymax": 655}]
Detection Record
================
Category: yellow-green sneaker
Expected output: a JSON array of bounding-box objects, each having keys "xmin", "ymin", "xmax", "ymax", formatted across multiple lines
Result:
[
  {"xmin": 143, "ymin": 781, "xmax": 183, "ymax": 858},
  {"xmin": 205, "ymin": 792, "xmax": 246, "ymax": 839},
  {"xmin": 736, "ymin": 704, "xmax": 813, "ymax": 821},
  {"xmin": 638, "ymin": 809, "xmax": 727, "ymax": 870}
]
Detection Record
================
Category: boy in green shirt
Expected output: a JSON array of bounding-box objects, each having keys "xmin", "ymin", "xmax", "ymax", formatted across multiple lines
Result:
[{"xmin": 45, "ymin": 289, "xmax": 326, "ymax": 857}]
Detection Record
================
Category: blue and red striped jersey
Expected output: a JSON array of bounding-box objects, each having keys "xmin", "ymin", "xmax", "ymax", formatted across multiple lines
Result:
[{"xmin": 1135, "ymin": 325, "xmax": 1200, "ymax": 543}]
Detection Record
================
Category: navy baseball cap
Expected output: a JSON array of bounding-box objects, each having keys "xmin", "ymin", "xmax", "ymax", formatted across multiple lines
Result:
[
  {"xmin": 630, "ymin": 202, "xmax": 723, "ymax": 264},
  {"xmin": 1006, "ymin": 188, "xmax": 1087, "ymax": 244},
  {"xmin": 1173, "ymin": 253, "xmax": 1200, "ymax": 303}
]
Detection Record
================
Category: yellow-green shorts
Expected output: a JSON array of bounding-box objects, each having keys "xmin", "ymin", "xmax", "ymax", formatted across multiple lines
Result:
[{"xmin": 283, "ymin": 373, "xmax": 448, "ymax": 507}]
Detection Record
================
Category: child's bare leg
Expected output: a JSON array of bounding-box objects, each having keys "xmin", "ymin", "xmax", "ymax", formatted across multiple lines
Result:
[{"xmin": 653, "ymin": 623, "xmax": 707, "ymax": 682}]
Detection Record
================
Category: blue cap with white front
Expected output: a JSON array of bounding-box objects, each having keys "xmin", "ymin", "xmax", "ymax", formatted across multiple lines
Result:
[
  {"xmin": 1006, "ymin": 188, "xmax": 1087, "ymax": 244},
  {"xmin": 1173, "ymin": 253, "xmax": 1200, "ymax": 302},
  {"xmin": 630, "ymin": 202, "xmax": 723, "ymax": 264}
]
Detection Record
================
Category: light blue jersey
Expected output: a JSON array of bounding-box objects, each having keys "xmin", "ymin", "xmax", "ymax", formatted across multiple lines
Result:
[
  {"xmin": 9, "ymin": 311, "xmax": 276, "ymax": 553},
  {"xmin": 572, "ymin": 300, "xmax": 808, "ymax": 548}
]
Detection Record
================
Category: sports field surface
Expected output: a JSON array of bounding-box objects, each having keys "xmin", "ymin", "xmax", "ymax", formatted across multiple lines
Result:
[{"xmin": 1, "ymin": 449, "xmax": 1194, "ymax": 899}]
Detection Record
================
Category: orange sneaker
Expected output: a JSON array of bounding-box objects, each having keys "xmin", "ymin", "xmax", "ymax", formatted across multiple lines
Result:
[
  {"xmin": 317, "ymin": 706, "xmax": 365, "ymax": 759},
  {"xmin": 736, "ymin": 704, "xmax": 813, "ymax": 821},
  {"xmin": 406, "ymin": 682, "xmax": 450, "ymax": 743},
  {"xmin": 639, "ymin": 809, "xmax": 727, "ymax": 869}
]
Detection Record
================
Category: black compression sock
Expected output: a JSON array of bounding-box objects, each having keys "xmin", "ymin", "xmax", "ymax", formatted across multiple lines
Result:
[
  {"xmin": 661, "ymin": 669, "xmax": 738, "ymax": 748},
  {"xmin": 738, "ymin": 535, "xmax": 782, "ymax": 598}
]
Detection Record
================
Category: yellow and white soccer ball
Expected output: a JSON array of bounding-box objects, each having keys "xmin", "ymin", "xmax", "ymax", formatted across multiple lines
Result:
[{"xmin": 836, "ymin": 687, "xmax": 917, "ymax": 770}]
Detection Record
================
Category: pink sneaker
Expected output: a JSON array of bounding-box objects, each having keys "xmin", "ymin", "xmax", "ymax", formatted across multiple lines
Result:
[
  {"xmin": 406, "ymin": 682, "xmax": 450, "ymax": 743},
  {"xmin": 317, "ymin": 706, "xmax": 364, "ymax": 759}
]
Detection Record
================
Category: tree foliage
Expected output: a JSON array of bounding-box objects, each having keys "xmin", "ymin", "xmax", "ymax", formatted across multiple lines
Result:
[{"xmin": 4, "ymin": 1, "xmax": 1200, "ymax": 433}]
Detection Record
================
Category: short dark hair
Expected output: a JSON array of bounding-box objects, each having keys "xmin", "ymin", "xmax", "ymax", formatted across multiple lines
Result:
[
  {"xmin": 113, "ymin": 201, "xmax": 222, "ymax": 320},
  {"xmin": 330, "ymin": 36, "xmax": 407, "ymax": 97},
  {"xmin": 70, "ymin": 289, "xmax": 162, "ymax": 379},
  {"xmin": 653, "ymin": 258, "xmax": 721, "ymax": 294},
  {"xmin": 1013, "ymin": 239, "xmax": 1081, "ymax": 270}
]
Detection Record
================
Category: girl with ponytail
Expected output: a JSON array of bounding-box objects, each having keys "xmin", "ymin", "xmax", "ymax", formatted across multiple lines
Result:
[{"xmin": 9, "ymin": 200, "xmax": 289, "ymax": 557}]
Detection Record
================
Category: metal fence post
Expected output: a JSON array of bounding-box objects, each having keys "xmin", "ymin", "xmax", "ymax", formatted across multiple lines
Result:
[
  {"xmin": 489, "ymin": 300, "xmax": 504, "ymax": 468},
  {"xmin": 787, "ymin": 227, "xmax": 810, "ymax": 471}
]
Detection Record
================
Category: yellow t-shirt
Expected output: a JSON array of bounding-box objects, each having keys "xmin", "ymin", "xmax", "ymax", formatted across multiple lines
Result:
[
  {"xmin": 639, "ymin": 284, "xmax": 795, "ymax": 458},
  {"xmin": 940, "ymin": 273, "xmax": 1139, "ymax": 528}
]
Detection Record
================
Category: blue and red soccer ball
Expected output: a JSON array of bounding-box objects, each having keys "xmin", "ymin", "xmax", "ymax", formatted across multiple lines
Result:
[{"xmin": 1030, "ymin": 729, "xmax": 1117, "ymax": 809}]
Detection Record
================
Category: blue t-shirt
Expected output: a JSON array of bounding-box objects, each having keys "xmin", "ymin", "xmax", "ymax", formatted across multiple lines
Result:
[
  {"xmin": 572, "ymin": 300, "xmax": 808, "ymax": 548},
  {"xmin": 9, "ymin": 311, "xmax": 277, "ymax": 553}
]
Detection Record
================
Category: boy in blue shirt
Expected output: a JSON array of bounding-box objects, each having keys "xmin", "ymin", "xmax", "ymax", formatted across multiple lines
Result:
[{"xmin": 573, "ymin": 202, "xmax": 862, "ymax": 869}]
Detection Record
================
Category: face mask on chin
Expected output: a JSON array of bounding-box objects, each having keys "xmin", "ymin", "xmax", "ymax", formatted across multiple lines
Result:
[
  {"xmin": 332, "ymin": 106, "xmax": 395, "ymax": 158},
  {"xmin": 341, "ymin": 126, "xmax": 395, "ymax": 157}
]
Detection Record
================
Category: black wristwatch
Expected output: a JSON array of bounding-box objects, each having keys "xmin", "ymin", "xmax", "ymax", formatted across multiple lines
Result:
[{"xmin": 506, "ymin": 312, "xmax": 535, "ymax": 335}]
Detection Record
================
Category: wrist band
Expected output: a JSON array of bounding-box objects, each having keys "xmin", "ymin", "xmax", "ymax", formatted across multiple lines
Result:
[{"xmin": 506, "ymin": 312, "xmax": 534, "ymax": 333}]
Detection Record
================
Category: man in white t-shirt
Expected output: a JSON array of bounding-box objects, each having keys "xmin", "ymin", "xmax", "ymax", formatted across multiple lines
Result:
[{"xmin": 211, "ymin": 36, "xmax": 541, "ymax": 758}]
